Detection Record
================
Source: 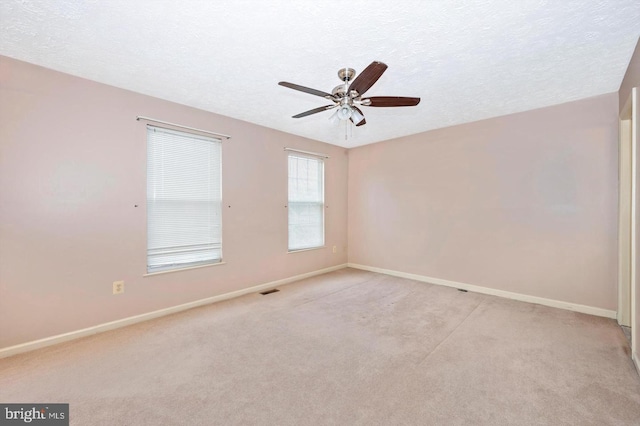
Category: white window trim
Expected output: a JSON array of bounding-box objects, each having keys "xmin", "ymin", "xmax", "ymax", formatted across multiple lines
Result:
[{"xmin": 143, "ymin": 261, "xmax": 227, "ymax": 277}]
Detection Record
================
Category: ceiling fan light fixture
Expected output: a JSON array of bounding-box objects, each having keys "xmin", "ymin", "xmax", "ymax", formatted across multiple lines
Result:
[
  {"xmin": 336, "ymin": 105, "xmax": 353, "ymax": 120},
  {"xmin": 351, "ymin": 107, "xmax": 365, "ymax": 125}
]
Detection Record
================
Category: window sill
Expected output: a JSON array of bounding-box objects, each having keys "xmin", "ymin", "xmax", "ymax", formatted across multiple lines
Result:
[
  {"xmin": 288, "ymin": 246, "xmax": 325, "ymax": 254},
  {"xmin": 144, "ymin": 261, "xmax": 226, "ymax": 277}
]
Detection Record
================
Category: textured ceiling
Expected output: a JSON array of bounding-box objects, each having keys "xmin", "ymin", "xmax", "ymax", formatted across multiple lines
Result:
[{"xmin": 1, "ymin": 1, "xmax": 639, "ymax": 148}]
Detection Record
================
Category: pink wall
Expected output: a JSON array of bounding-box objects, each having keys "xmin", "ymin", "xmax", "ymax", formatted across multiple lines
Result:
[
  {"xmin": 348, "ymin": 93, "xmax": 619, "ymax": 310},
  {"xmin": 0, "ymin": 56, "xmax": 348, "ymax": 348},
  {"xmin": 619, "ymin": 37, "xmax": 640, "ymax": 112}
]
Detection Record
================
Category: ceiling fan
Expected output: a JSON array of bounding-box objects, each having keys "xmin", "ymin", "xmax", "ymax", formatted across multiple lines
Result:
[{"xmin": 278, "ymin": 61, "xmax": 420, "ymax": 127}]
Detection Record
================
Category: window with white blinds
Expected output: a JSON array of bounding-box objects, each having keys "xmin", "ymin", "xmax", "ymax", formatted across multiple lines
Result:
[
  {"xmin": 288, "ymin": 153, "xmax": 324, "ymax": 251},
  {"xmin": 146, "ymin": 126, "xmax": 222, "ymax": 273}
]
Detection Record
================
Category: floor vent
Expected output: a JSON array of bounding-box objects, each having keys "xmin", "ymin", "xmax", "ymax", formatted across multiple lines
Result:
[
  {"xmin": 457, "ymin": 289, "xmax": 468, "ymax": 292},
  {"xmin": 260, "ymin": 289, "xmax": 280, "ymax": 295}
]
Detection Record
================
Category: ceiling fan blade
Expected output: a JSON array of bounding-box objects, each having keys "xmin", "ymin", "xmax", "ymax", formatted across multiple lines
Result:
[
  {"xmin": 292, "ymin": 105, "xmax": 336, "ymax": 118},
  {"xmin": 364, "ymin": 96, "xmax": 421, "ymax": 107},
  {"xmin": 350, "ymin": 106, "xmax": 366, "ymax": 126},
  {"xmin": 278, "ymin": 82, "xmax": 334, "ymax": 99},
  {"xmin": 348, "ymin": 61, "xmax": 388, "ymax": 96}
]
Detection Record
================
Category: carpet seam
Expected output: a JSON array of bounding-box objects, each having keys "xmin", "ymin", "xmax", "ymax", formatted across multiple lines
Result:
[
  {"xmin": 286, "ymin": 271, "xmax": 386, "ymax": 310},
  {"xmin": 415, "ymin": 295, "xmax": 487, "ymax": 367}
]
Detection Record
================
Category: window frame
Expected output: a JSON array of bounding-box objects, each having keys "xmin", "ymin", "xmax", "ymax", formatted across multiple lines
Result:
[
  {"xmin": 287, "ymin": 152, "xmax": 325, "ymax": 252},
  {"xmin": 145, "ymin": 125, "xmax": 223, "ymax": 274}
]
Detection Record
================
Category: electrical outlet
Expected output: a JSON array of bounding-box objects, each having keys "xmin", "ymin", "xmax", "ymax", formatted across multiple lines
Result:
[
  {"xmin": 113, "ymin": 281, "xmax": 124, "ymax": 295},
  {"xmin": 333, "ymin": 245, "xmax": 337, "ymax": 253}
]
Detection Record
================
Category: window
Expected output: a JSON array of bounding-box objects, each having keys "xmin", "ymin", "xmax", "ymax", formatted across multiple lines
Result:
[
  {"xmin": 146, "ymin": 126, "xmax": 222, "ymax": 273},
  {"xmin": 288, "ymin": 153, "xmax": 324, "ymax": 251}
]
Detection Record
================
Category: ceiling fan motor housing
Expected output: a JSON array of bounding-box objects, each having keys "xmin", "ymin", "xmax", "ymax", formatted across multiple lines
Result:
[{"xmin": 332, "ymin": 85, "xmax": 346, "ymax": 97}]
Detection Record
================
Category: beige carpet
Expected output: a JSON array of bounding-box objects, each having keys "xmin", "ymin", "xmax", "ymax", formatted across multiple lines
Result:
[{"xmin": 1, "ymin": 268, "xmax": 639, "ymax": 425}]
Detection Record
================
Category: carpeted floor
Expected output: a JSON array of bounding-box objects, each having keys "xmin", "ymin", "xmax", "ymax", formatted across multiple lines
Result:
[
  {"xmin": 622, "ymin": 325, "xmax": 632, "ymax": 344},
  {"xmin": 1, "ymin": 268, "xmax": 639, "ymax": 425}
]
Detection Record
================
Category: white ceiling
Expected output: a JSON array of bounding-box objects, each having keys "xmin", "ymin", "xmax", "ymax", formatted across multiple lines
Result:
[{"xmin": 1, "ymin": 1, "xmax": 639, "ymax": 148}]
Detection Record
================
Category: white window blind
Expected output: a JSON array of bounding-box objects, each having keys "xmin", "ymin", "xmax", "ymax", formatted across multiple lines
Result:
[
  {"xmin": 288, "ymin": 154, "xmax": 324, "ymax": 251},
  {"xmin": 147, "ymin": 126, "xmax": 222, "ymax": 273}
]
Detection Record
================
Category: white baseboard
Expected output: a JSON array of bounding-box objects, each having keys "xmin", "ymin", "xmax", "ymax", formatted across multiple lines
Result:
[
  {"xmin": 0, "ymin": 263, "xmax": 348, "ymax": 359},
  {"xmin": 348, "ymin": 263, "xmax": 617, "ymax": 319}
]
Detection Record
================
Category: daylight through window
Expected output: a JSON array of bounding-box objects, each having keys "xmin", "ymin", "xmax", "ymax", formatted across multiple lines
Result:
[{"xmin": 288, "ymin": 153, "xmax": 325, "ymax": 251}]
